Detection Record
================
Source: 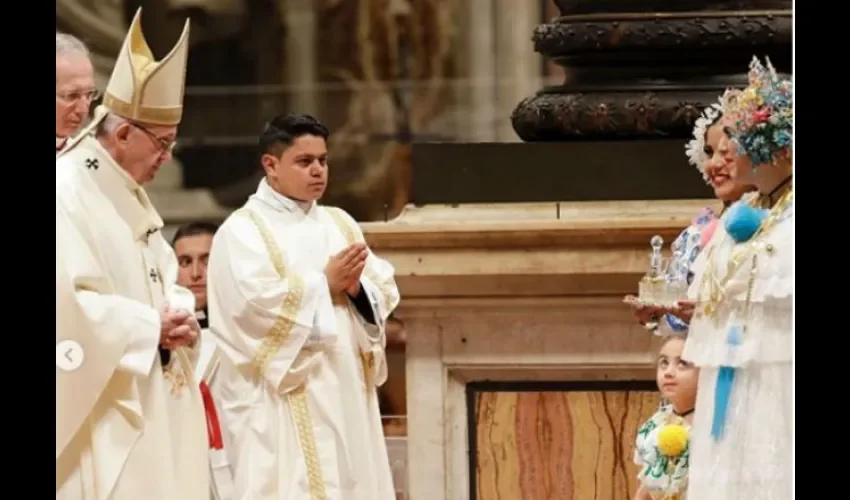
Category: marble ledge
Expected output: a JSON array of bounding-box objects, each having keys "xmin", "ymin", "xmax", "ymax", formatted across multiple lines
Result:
[
  {"xmin": 360, "ymin": 199, "xmax": 718, "ymax": 250},
  {"xmin": 365, "ymin": 201, "xmax": 717, "ymax": 297},
  {"xmin": 396, "ymin": 295, "xmax": 661, "ymax": 356},
  {"xmin": 397, "ymin": 295, "xmax": 647, "ymax": 315},
  {"xmin": 445, "ymin": 365, "xmax": 659, "ymax": 384}
]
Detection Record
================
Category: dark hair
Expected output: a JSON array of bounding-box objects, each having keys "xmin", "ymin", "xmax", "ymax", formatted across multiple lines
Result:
[
  {"xmin": 259, "ymin": 113, "xmax": 330, "ymax": 158},
  {"xmin": 172, "ymin": 221, "xmax": 219, "ymax": 247},
  {"xmin": 705, "ymin": 110, "xmax": 724, "ymax": 140},
  {"xmin": 700, "ymin": 110, "xmax": 726, "ymax": 158}
]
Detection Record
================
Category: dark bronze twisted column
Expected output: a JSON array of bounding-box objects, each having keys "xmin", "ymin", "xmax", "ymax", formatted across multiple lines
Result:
[{"xmin": 512, "ymin": 0, "xmax": 793, "ymax": 141}]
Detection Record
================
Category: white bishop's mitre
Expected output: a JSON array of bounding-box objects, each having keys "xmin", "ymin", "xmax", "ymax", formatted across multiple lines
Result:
[{"xmin": 101, "ymin": 8, "xmax": 191, "ymax": 127}]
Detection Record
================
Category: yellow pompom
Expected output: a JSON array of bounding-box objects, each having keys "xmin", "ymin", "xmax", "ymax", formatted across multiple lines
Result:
[{"xmin": 657, "ymin": 424, "xmax": 689, "ymax": 457}]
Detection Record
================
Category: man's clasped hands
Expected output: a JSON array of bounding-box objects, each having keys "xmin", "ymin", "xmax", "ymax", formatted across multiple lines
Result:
[
  {"xmin": 159, "ymin": 306, "xmax": 201, "ymax": 350},
  {"xmin": 325, "ymin": 242, "xmax": 369, "ymax": 296}
]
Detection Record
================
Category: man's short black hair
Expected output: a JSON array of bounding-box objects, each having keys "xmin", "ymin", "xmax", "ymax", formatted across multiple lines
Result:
[
  {"xmin": 172, "ymin": 221, "xmax": 220, "ymax": 247},
  {"xmin": 259, "ymin": 113, "xmax": 330, "ymax": 158}
]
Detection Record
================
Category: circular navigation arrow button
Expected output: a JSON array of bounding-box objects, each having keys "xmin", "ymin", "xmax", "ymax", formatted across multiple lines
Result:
[{"xmin": 56, "ymin": 340, "xmax": 85, "ymax": 372}]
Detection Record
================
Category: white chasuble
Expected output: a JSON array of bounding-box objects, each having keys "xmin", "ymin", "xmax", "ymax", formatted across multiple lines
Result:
[
  {"xmin": 207, "ymin": 179, "xmax": 401, "ymax": 500},
  {"xmin": 56, "ymin": 137, "xmax": 210, "ymax": 500}
]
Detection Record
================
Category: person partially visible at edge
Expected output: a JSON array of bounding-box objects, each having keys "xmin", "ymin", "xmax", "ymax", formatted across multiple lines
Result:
[
  {"xmin": 206, "ymin": 113, "xmax": 401, "ymax": 499},
  {"xmin": 633, "ymin": 334, "xmax": 698, "ymax": 500},
  {"xmin": 56, "ymin": 32, "xmax": 97, "ymax": 154},
  {"xmin": 55, "ymin": 9, "xmax": 210, "ymax": 500},
  {"xmin": 173, "ymin": 222, "xmax": 219, "ymax": 326},
  {"xmin": 173, "ymin": 221, "xmax": 234, "ymax": 500},
  {"xmin": 670, "ymin": 57, "xmax": 793, "ymax": 500},
  {"xmin": 626, "ymin": 89, "xmax": 756, "ymax": 340}
]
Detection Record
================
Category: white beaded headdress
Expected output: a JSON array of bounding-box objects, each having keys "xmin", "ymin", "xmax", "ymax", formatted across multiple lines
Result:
[{"xmin": 685, "ymin": 89, "xmax": 741, "ymax": 183}]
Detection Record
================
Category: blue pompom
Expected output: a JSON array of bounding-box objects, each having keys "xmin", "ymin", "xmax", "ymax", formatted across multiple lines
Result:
[{"xmin": 723, "ymin": 201, "xmax": 768, "ymax": 243}]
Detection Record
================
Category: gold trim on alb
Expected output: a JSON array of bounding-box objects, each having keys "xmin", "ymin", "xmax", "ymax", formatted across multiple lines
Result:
[{"xmin": 239, "ymin": 209, "xmax": 328, "ymax": 500}]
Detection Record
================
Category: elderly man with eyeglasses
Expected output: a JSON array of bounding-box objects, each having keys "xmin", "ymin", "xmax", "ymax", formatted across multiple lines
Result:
[
  {"xmin": 56, "ymin": 10, "xmax": 211, "ymax": 500},
  {"xmin": 56, "ymin": 33, "xmax": 98, "ymax": 153}
]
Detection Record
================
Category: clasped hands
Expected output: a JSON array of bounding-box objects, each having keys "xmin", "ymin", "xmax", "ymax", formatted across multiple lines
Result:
[
  {"xmin": 325, "ymin": 242, "xmax": 369, "ymax": 296},
  {"xmin": 623, "ymin": 296, "xmax": 696, "ymax": 327},
  {"xmin": 159, "ymin": 305, "xmax": 201, "ymax": 350}
]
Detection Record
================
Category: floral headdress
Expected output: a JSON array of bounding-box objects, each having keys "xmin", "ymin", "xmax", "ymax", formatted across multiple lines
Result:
[
  {"xmin": 726, "ymin": 56, "xmax": 793, "ymax": 166},
  {"xmin": 685, "ymin": 89, "xmax": 741, "ymax": 183}
]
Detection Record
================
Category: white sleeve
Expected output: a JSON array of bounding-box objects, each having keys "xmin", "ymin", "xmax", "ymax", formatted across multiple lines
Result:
[
  {"xmin": 206, "ymin": 215, "xmax": 338, "ymax": 392},
  {"xmin": 55, "ymin": 199, "xmax": 160, "ymax": 460},
  {"xmin": 329, "ymin": 207, "xmax": 402, "ymax": 387}
]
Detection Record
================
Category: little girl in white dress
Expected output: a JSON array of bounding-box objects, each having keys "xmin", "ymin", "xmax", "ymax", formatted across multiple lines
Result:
[{"xmin": 633, "ymin": 335, "xmax": 697, "ymax": 500}]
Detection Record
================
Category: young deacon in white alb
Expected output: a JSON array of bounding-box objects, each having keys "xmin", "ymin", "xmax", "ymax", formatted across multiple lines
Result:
[
  {"xmin": 55, "ymin": 9, "xmax": 210, "ymax": 500},
  {"xmin": 207, "ymin": 114, "xmax": 401, "ymax": 500}
]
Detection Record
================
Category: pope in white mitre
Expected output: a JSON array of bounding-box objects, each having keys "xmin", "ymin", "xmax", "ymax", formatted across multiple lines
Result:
[
  {"xmin": 55, "ymin": 9, "xmax": 210, "ymax": 500},
  {"xmin": 207, "ymin": 113, "xmax": 401, "ymax": 500}
]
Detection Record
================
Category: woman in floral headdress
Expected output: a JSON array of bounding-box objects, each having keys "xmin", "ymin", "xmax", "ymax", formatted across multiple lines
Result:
[
  {"xmin": 680, "ymin": 56, "xmax": 793, "ymax": 500},
  {"xmin": 626, "ymin": 89, "xmax": 755, "ymax": 336},
  {"xmin": 627, "ymin": 91, "xmax": 756, "ymax": 500}
]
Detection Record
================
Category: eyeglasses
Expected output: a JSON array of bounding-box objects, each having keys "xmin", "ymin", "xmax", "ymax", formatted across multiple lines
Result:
[
  {"xmin": 56, "ymin": 89, "xmax": 101, "ymax": 104},
  {"xmin": 130, "ymin": 122, "xmax": 178, "ymax": 153}
]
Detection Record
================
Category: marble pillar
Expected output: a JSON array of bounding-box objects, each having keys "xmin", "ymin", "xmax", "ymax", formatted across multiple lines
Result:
[
  {"xmin": 494, "ymin": 0, "xmax": 542, "ymax": 141},
  {"xmin": 280, "ymin": 0, "xmax": 318, "ymax": 115},
  {"xmin": 458, "ymin": 0, "xmax": 498, "ymax": 142},
  {"xmin": 454, "ymin": 0, "xmax": 542, "ymax": 142}
]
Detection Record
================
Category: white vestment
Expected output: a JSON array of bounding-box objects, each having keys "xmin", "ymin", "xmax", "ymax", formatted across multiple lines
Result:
[
  {"xmin": 207, "ymin": 179, "xmax": 401, "ymax": 500},
  {"xmin": 195, "ymin": 314, "xmax": 222, "ymax": 385},
  {"xmin": 684, "ymin": 191, "xmax": 793, "ymax": 500},
  {"xmin": 194, "ymin": 317, "xmax": 235, "ymax": 500},
  {"xmin": 56, "ymin": 136, "xmax": 210, "ymax": 500}
]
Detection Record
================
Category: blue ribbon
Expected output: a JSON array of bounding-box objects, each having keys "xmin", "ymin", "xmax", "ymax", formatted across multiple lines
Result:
[
  {"xmin": 711, "ymin": 325, "xmax": 743, "ymax": 441},
  {"xmin": 711, "ymin": 367, "xmax": 735, "ymax": 440}
]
